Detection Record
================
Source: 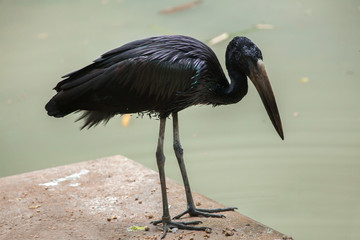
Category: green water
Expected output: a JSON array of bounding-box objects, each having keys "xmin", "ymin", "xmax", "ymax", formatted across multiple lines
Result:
[{"xmin": 1, "ymin": 1, "xmax": 359, "ymax": 239}]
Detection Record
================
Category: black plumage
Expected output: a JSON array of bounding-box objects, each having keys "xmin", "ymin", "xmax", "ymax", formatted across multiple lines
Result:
[
  {"xmin": 45, "ymin": 35, "xmax": 284, "ymax": 238},
  {"xmin": 46, "ymin": 35, "xmax": 234, "ymax": 128}
]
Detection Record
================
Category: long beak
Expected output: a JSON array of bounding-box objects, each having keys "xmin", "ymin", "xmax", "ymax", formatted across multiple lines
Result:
[{"xmin": 249, "ymin": 59, "xmax": 284, "ymax": 140}]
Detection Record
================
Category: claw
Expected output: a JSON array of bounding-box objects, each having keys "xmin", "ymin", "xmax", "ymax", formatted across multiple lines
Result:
[
  {"xmin": 151, "ymin": 219, "xmax": 208, "ymax": 239},
  {"xmin": 173, "ymin": 206, "xmax": 237, "ymax": 219}
]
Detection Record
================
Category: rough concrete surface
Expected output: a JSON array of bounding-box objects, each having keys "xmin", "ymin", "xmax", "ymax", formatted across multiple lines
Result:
[{"xmin": 0, "ymin": 155, "xmax": 292, "ymax": 240}]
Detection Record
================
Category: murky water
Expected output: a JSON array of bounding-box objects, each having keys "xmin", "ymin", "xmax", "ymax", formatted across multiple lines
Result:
[{"xmin": 1, "ymin": 1, "xmax": 359, "ymax": 239}]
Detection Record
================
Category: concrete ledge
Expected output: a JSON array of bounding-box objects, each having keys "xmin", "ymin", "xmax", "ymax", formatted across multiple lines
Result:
[{"xmin": 0, "ymin": 155, "xmax": 290, "ymax": 239}]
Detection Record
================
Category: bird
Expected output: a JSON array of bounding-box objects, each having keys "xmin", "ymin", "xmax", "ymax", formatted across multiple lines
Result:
[{"xmin": 45, "ymin": 35, "xmax": 284, "ymax": 238}]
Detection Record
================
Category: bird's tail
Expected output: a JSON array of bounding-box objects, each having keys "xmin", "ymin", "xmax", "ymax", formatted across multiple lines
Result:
[
  {"xmin": 45, "ymin": 75, "xmax": 93, "ymax": 118},
  {"xmin": 45, "ymin": 93, "xmax": 117, "ymax": 129},
  {"xmin": 45, "ymin": 97, "xmax": 73, "ymax": 118}
]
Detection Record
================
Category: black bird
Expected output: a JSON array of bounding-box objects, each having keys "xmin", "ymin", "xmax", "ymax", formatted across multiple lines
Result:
[{"xmin": 46, "ymin": 35, "xmax": 284, "ymax": 238}]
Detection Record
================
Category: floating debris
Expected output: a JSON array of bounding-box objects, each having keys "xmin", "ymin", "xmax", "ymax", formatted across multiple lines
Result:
[
  {"xmin": 299, "ymin": 77, "xmax": 309, "ymax": 83},
  {"xmin": 293, "ymin": 112, "xmax": 300, "ymax": 117},
  {"xmin": 255, "ymin": 24, "xmax": 274, "ymax": 30},
  {"xmin": 36, "ymin": 32, "xmax": 48, "ymax": 39},
  {"xmin": 160, "ymin": 0, "xmax": 202, "ymax": 14},
  {"xmin": 208, "ymin": 32, "xmax": 229, "ymax": 46},
  {"xmin": 122, "ymin": 114, "xmax": 131, "ymax": 127}
]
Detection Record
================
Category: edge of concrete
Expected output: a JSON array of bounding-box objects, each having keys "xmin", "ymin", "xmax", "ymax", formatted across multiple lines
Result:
[{"xmin": 0, "ymin": 155, "xmax": 292, "ymax": 240}]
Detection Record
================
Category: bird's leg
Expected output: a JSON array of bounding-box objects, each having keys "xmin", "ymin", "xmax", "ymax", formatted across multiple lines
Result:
[
  {"xmin": 171, "ymin": 112, "xmax": 237, "ymax": 220},
  {"xmin": 156, "ymin": 118, "xmax": 170, "ymax": 223},
  {"xmin": 151, "ymin": 117, "xmax": 208, "ymax": 239}
]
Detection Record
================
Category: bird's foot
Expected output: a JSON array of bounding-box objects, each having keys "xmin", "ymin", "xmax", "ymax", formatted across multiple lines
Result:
[
  {"xmin": 151, "ymin": 218, "xmax": 209, "ymax": 239},
  {"xmin": 173, "ymin": 206, "xmax": 237, "ymax": 219}
]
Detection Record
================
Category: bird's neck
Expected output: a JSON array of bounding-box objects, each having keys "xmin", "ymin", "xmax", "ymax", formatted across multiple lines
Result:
[{"xmin": 220, "ymin": 69, "xmax": 248, "ymax": 104}]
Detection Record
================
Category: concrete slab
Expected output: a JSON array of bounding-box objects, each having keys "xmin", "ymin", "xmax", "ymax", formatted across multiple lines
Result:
[{"xmin": 0, "ymin": 155, "xmax": 292, "ymax": 239}]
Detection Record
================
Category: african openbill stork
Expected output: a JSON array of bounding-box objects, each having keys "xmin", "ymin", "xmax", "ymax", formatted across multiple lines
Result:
[{"xmin": 45, "ymin": 35, "xmax": 284, "ymax": 238}]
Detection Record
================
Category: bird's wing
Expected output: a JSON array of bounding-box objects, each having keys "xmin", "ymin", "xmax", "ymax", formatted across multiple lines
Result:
[{"xmin": 51, "ymin": 36, "xmax": 224, "ymax": 113}]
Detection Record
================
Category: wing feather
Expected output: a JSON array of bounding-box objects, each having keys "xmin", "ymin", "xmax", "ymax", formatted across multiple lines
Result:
[{"xmin": 46, "ymin": 35, "xmax": 228, "ymax": 128}]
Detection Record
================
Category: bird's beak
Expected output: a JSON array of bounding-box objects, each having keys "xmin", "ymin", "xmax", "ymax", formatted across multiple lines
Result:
[{"xmin": 248, "ymin": 59, "xmax": 284, "ymax": 140}]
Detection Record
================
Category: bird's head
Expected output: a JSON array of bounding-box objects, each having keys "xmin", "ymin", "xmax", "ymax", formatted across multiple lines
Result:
[{"xmin": 226, "ymin": 36, "xmax": 284, "ymax": 140}]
